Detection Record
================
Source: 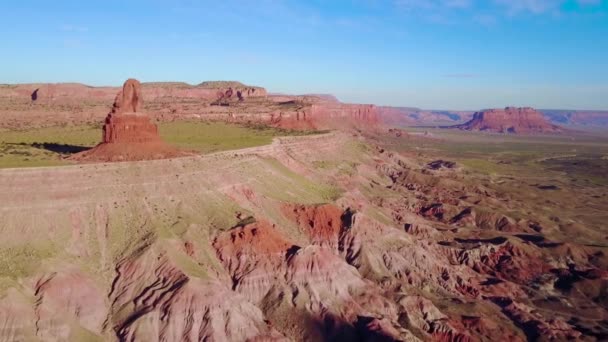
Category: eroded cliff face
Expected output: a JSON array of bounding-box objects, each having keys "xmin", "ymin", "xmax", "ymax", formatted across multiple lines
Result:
[
  {"xmin": 453, "ymin": 107, "xmax": 562, "ymax": 133},
  {"xmin": 0, "ymin": 81, "xmax": 267, "ymax": 103},
  {"xmin": 0, "ymin": 82, "xmax": 381, "ymax": 132},
  {"xmin": 0, "ymin": 132, "xmax": 606, "ymax": 341},
  {"xmin": 269, "ymin": 102, "xmax": 380, "ymax": 130}
]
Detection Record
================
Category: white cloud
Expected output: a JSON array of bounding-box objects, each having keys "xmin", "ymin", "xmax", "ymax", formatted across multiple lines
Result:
[
  {"xmin": 493, "ymin": 0, "xmax": 562, "ymax": 14},
  {"xmin": 494, "ymin": 0, "xmax": 602, "ymax": 15},
  {"xmin": 394, "ymin": 0, "xmax": 473, "ymax": 10},
  {"xmin": 393, "ymin": 0, "xmax": 474, "ymax": 24}
]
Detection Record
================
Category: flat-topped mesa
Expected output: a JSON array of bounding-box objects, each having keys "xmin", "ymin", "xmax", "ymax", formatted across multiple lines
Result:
[
  {"xmin": 72, "ymin": 79, "xmax": 185, "ymax": 162},
  {"xmin": 452, "ymin": 106, "xmax": 562, "ymax": 133}
]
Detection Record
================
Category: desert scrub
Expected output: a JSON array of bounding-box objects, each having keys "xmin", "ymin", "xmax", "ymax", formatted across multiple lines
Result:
[
  {"xmin": 260, "ymin": 157, "xmax": 342, "ymax": 203},
  {"xmin": 312, "ymin": 160, "xmax": 335, "ymax": 169},
  {"xmin": 158, "ymin": 121, "xmax": 276, "ymax": 153},
  {"xmin": 337, "ymin": 161, "xmax": 360, "ymax": 177},
  {"xmin": 159, "ymin": 121, "xmax": 326, "ymax": 152},
  {"xmin": 0, "ymin": 121, "xmax": 321, "ymax": 168},
  {"xmin": 320, "ymin": 185, "xmax": 344, "ymax": 202},
  {"xmin": 242, "ymin": 122, "xmax": 330, "ymax": 136},
  {"xmin": 0, "ymin": 243, "xmax": 58, "ymax": 280}
]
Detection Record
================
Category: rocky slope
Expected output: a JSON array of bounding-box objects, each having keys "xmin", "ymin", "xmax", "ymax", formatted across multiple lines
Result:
[
  {"xmin": 0, "ymin": 129, "xmax": 606, "ymax": 341},
  {"xmin": 452, "ymin": 107, "xmax": 563, "ymax": 133}
]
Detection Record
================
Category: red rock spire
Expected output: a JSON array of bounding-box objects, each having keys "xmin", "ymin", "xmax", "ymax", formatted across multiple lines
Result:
[{"xmin": 72, "ymin": 78, "xmax": 185, "ymax": 162}]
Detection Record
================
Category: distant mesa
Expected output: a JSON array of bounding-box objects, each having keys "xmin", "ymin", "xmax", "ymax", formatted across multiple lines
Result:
[
  {"xmin": 450, "ymin": 107, "xmax": 563, "ymax": 133},
  {"xmin": 541, "ymin": 109, "xmax": 608, "ymax": 127},
  {"xmin": 71, "ymin": 79, "xmax": 187, "ymax": 162}
]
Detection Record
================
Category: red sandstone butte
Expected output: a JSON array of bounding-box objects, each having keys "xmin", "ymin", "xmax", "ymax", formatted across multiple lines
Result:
[
  {"xmin": 453, "ymin": 107, "xmax": 562, "ymax": 133},
  {"xmin": 72, "ymin": 79, "xmax": 186, "ymax": 162}
]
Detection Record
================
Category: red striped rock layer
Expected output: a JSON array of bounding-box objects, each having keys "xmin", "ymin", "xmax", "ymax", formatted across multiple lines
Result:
[
  {"xmin": 0, "ymin": 82, "xmax": 267, "ymax": 102},
  {"xmin": 271, "ymin": 103, "xmax": 380, "ymax": 130},
  {"xmin": 102, "ymin": 113, "xmax": 162, "ymax": 144}
]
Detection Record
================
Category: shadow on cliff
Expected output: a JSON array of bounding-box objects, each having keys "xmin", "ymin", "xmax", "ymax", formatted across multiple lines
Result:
[
  {"xmin": 305, "ymin": 313, "xmax": 400, "ymax": 342},
  {"xmin": 14, "ymin": 142, "xmax": 91, "ymax": 155}
]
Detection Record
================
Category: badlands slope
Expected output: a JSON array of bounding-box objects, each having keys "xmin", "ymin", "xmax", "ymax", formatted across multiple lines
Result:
[{"xmin": 1, "ymin": 128, "xmax": 607, "ymax": 340}]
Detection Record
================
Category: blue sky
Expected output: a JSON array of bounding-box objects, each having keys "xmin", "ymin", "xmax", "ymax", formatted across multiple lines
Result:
[{"xmin": 1, "ymin": 0, "xmax": 607, "ymax": 109}]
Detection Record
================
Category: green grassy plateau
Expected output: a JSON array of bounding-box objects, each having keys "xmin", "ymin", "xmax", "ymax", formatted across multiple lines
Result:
[{"xmin": 0, "ymin": 122, "xmax": 316, "ymax": 168}]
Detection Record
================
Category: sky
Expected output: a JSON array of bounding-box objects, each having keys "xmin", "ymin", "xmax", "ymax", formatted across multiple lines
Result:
[{"xmin": 1, "ymin": 0, "xmax": 607, "ymax": 110}]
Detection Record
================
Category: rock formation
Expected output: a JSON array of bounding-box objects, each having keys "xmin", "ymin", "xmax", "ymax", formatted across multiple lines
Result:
[
  {"xmin": 270, "ymin": 102, "xmax": 380, "ymax": 130},
  {"xmin": 0, "ymin": 81, "xmax": 266, "ymax": 103},
  {"xmin": 452, "ymin": 107, "xmax": 562, "ymax": 133},
  {"xmin": 72, "ymin": 79, "xmax": 186, "ymax": 162},
  {"xmin": 101, "ymin": 79, "xmax": 159, "ymax": 144},
  {"xmin": 0, "ymin": 81, "xmax": 382, "ymax": 131}
]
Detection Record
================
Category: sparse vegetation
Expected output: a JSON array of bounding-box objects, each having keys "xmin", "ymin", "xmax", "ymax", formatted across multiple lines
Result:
[
  {"xmin": 0, "ymin": 243, "xmax": 58, "ymax": 280},
  {"xmin": 0, "ymin": 121, "xmax": 322, "ymax": 168},
  {"xmin": 197, "ymin": 81, "xmax": 249, "ymax": 88}
]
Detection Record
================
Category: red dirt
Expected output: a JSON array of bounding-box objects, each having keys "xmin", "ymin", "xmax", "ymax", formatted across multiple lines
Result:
[
  {"xmin": 281, "ymin": 203, "xmax": 345, "ymax": 246},
  {"xmin": 213, "ymin": 220, "xmax": 294, "ymax": 257}
]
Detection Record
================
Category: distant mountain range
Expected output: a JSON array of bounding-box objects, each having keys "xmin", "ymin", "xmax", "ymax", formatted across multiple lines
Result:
[
  {"xmin": 378, "ymin": 106, "xmax": 608, "ymax": 128},
  {"xmin": 540, "ymin": 109, "xmax": 608, "ymax": 127}
]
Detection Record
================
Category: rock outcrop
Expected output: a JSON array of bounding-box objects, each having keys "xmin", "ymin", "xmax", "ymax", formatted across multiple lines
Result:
[
  {"xmin": 270, "ymin": 102, "xmax": 380, "ymax": 130},
  {"xmin": 452, "ymin": 107, "xmax": 562, "ymax": 133},
  {"xmin": 72, "ymin": 79, "xmax": 186, "ymax": 162},
  {"xmin": 0, "ymin": 81, "xmax": 267, "ymax": 103},
  {"xmin": 101, "ymin": 79, "xmax": 160, "ymax": 144}
]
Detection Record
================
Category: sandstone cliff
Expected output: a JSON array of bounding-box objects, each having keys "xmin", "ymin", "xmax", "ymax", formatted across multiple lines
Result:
[
  {"xmin": 0, "ymin": 82, "xmax": 381, "ymax": 131},
  {"xmin": 453, "ymin": 107, "xmax": 562, "ymax": 133},
  {"xmin": 0, "ymin": 81, "xmax": 266, "ymax": 104}
]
